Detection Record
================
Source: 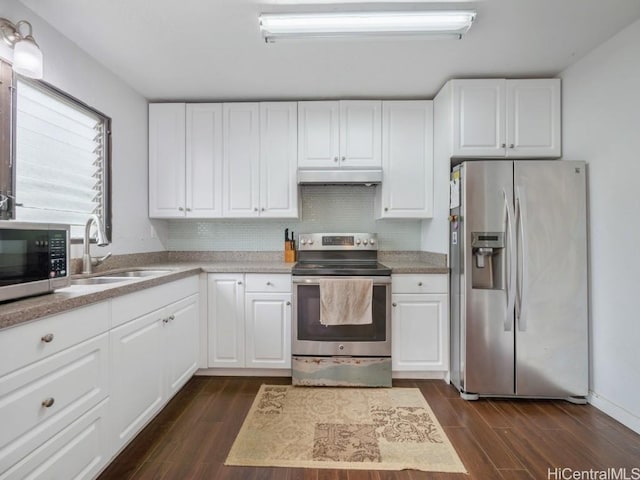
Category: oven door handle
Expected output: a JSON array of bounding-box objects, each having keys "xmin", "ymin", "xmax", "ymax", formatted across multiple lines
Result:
[{"xmin": 292, "ymin": 275, "xmax": 392, "ymax": 284}]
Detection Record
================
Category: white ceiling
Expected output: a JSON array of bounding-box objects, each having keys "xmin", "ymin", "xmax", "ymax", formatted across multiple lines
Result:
[{"xmin": 20, "ymin": 0, "xmax": 640, "ymax": 101}]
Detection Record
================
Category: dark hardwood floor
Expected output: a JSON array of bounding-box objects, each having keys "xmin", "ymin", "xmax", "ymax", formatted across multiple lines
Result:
[{"xmin": 99, "ymin": 377, "xmax": 640, "ymax": 480}]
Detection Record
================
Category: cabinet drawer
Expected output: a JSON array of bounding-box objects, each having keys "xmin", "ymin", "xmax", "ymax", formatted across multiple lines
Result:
[
  {"xmin": 0, "ymin": 333, "xmax": 109, "ymax": 471},
  {"xmin": 0, "ymin": 302, "xmax": 109, "ymax": 377},
  {"xmin": 392, "ymin": 274, "xmax": 448, "ymax": 294},
  {"xmin": 0, "ymin": 399, "xmax": 110, "ymax": 480},
  {"xmin": 245, "ymin": 274, "xmax": 291, "ymax": 293}
]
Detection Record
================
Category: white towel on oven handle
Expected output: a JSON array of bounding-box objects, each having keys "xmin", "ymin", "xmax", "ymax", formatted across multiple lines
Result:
[{"xmin": 318, "ymin": 278, "xmax": 373, "ymax": 326}]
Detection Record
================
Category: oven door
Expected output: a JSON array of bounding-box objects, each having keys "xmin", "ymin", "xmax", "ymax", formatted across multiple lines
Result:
[{"xmin": 292, "ymin": 275, "xmax": 391, "ymax": 357}]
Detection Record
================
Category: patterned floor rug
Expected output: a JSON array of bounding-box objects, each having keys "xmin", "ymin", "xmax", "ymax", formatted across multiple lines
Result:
[{"xmin": 225, "ymin": 385, "xmax": 467, "ymax": 473}]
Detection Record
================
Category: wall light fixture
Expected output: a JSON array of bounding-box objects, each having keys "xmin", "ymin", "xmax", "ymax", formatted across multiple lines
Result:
[{"xmin": 0, "ymin": 17, "xmax": 43, "ymax": 79}]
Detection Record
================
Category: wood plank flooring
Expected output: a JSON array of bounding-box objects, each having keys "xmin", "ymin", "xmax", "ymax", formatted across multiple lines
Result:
[{"xmin": 99, "ymin": 377, "xmax": 640, "ymax": 480}]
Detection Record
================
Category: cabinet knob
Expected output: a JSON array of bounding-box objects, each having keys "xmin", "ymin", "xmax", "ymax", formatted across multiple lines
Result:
[
  {"xmin": 186, "ymin": 208, "xmax": 192, "ymax": 212},
  {"xmin": 41, "ymin": 397, "xmax": 55, "ymax": 408},
  {"xmin": 333, "ymin": 157, "xmax": 339, "ymax": 162},
  {"xmin": 509, "ymin": 144, "xmax": 515, "ymax": 149},
  {"xmin": 261, "ymin": 207, "xmax": 265, "ymax": 212},
  {"xmin": 418, "ymin": 282, "xmax": 423, "ymax": 286},
  {"xmin": 163, "ymin": 317, "xmax": 169, "ymax": 323},
  {"xmin": 254, "ymin": 207, "xmax": 259, "ymax": 212},
  {"xmin": 384, "ymin": 207, "xmax": 389, "ymax": 212},
  {"xmin": 266, "ymin": 281, "xmax": 272, "ymax": 286},
  {"xmin": 286, "ymin": 301, "xmax": 291, "ymax": 306},
  {"xmin": 392, "ymin": 302, "xmax": 397, "ymax": 307},
  {"xmin": 178, "ymin": 207, "xmax": 184, "ymax": 211},
  {"xmin": 169, "ymin": 315, "xmax": 175, "ymax": 321},
  {"xmin": 41, "ymin": 333, "xmax": 54, "ymax": 343},
  {"xmin": 341, "ymin": 156, "xmax": 346, "ymax": 162},
  {"xmin": 237, "ymin": 281, "xmax": 243, "ymax": 285},
  {"xmin": 501, "ymin": 143, "xmax": 506, "ymax": 148}
]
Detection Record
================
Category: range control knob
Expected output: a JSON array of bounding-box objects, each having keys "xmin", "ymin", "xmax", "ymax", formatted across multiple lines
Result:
[
  {"xmin": 355, "ymin": 238, "xmax": 361, "ymax": 245},
  {"xmin": 300, "ymin": 239, "xmax": 307, "ymax": 245},
  {"xmin": 308, "ymin": 239, "xmax": 314, "ymax": 245},
  {"xmin": 370, "ymin": 239, "xmax": 376, "ymax": 246},
  {"xmin": 363, "ymin": 239, "xmax": 369, "ymax": 245}
]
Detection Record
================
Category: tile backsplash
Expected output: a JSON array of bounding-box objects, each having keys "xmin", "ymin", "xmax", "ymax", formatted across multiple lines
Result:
[{"xmin": 167, "ymin": 185, "xmax": 422, "ymax": 251}]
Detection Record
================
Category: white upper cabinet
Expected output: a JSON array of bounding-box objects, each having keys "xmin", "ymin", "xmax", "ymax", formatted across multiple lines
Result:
[
  {"xmin": 149, "ymin": 103, "xmax": 223, "ymax": 218},
  {"xmin": 298, "ymin": 100, "xmax": 381, "ymax": 169},
  {"xmin": 222, "ymin": 103, "xmax": 261, "ymax": 217},
  {"xmin": 448, "ymin": 79, "xmax": 561, "ymax": 158},
  {"xmin": 376, "ymin": 101, "xmax": 433, "ymax": 218},
  {"xmin": 186, "ymin": 104, "xmax": 223, "ymax": 217},
  {"xmin": 223, "ymin": 102, "xmax": 298, "ymax": 218},
  {"xmin": 149, "ymin": 103, "xmax": 186, "ymax": 218},
  {"xmin": 259, "ymin": 102, "xmax": 298, "ymax": 218}
]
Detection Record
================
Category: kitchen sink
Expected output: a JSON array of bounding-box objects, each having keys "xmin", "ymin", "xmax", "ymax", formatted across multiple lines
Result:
[
  {"xmin": 71, "ymin": 277, "xmax": 134, "ymax": 286},
  {"xmin": 100, "ymin": 269, "xmax": 172, "ymax": 278}
]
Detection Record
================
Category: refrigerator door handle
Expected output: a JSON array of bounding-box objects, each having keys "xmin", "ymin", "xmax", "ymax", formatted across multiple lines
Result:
[
  {"xmin": 503, "ymin": 190, "xmax": 516, "ymax": 331},
  {"xmin": 515, "ymin": 186, "xmax": 528, "ymax": 331}
]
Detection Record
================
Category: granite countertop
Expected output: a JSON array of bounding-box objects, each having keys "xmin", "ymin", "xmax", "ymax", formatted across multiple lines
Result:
[{"xmin": 0, "ymin": 251, "xmax": 447, "ymax": 331}]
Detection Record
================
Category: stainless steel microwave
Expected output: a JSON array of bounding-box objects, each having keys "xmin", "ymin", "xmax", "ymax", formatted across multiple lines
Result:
[{"xmin": 0, "ymin": 221, "xmax": 70, "ymax": 302}]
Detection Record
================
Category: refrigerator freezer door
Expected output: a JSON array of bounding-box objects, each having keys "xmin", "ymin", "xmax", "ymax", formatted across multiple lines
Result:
[
  {"xmin": 514, "ymin": 161, "xmax": 588, "ymax": 397},
  {"xmin": 461, "ymin": 161, "xmax": 516, "ymax": 395}
]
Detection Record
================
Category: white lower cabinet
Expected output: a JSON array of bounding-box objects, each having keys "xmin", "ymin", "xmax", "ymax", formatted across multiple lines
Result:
[
  {"xmin": 391, "ymin": 274, "xmax": 448, "ymax": 375},
  {"xmin": 208, "ymin": 273, "xmax": 291, "ymax": 370},
  {"xmin": 0, "ymin": 304, "xmax": 110, "ymax": 479},
  {"xmin": 110, "ymin": 278, "xmax": 199, "ymax": 452}
]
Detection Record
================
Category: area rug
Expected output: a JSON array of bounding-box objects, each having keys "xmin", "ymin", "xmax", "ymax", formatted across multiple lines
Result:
[{"xmin": 225, "ymin": 385, "xmax": 467, "ymax": 473}]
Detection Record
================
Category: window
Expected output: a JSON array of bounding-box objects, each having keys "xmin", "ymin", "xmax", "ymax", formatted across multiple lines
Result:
[{"xmin": 0, "ymin": 61, "xmax": 112, "ymax": 241}]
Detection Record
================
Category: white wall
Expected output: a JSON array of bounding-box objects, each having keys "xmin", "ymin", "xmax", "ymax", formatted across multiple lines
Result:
[
  {"xmin": 2, "ymin": 0, "xmax": 166, "ymax": 257},
  {"xmin": 560, "ymin": 19, "xmax": 640, "ymax": 433}
]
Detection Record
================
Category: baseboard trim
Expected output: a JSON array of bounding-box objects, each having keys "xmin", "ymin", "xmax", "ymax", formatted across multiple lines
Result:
[
  {"xmin": 588, "ymin": 391, "xmax": 640, "ymax": 435},
  {"xmin": 196, "ymin": 368, "xmax": 291, "ymax": 377},
  {"xmin": 392, "ymin": 371, "xmax": 447, "ymax": 380}
]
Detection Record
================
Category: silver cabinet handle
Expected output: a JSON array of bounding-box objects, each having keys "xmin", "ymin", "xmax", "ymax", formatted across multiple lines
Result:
[
  {"xmin": 42, "ymin": 397, "xmax": 55, "ymax": 408},
  {"xmin": 392, "ymin": 302, "xmax": 397, "ymax": 307},
  {"xmin": 41, "ymin": 333, "xmax": 54, "ymax": 343}
]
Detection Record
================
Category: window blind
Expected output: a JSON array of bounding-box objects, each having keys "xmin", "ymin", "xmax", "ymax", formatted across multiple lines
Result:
[{"xmin": 14, "ymin": 79, "xmax": 108, "ymax": 239}]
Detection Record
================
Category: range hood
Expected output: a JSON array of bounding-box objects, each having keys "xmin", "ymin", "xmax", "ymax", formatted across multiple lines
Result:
[{"xmin": 297, "ymin": 169, "xmax": 382, "ymax": 185}]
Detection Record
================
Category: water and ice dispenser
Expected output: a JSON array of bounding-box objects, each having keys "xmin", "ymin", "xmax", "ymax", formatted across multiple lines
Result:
[{"xmin": 471, "ymin": 232, "xmax": 505, "ymax": 290}]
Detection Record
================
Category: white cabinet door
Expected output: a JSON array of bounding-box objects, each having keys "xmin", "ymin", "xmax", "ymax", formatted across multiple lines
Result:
[
  {"xmin": 297, "ymin": 101, "xmax": 340, "ymax": 168},
  {"xmin": 149, "ymin": 103, "xmax": 186, "ymax": 218},
  {"xmin": 339, "ymin": 100, "xmax": 382, "ymax": 168},
  {"xmin": 109, "ymin": 309, "xmax": 164, "ymax": 450},
  {"xmin": 506, "ymin": 79, "xmax": 561, "ymax": 158},
  {"xmin": 451, "ymin": 79, "xmax": 506, "ymax": 157},
  {"xmin": 392, "ymin": 293, "xmax": 448, "ymax": 372},
  {"xmin": 377, "ymin": 101, "xmax": 433, "ymax": 218},
  {"xmin": 223, "ymin": 103, "xmax": 260, "ymax": 217},
  {"xmin": 259, "ymin": 102, "xmax": 298, "ymax": 218},
  {"xmin": 165, "ymin": 294, "xmax": 200, "ymax": 398},
  {"xmin": 245, "ymin": 293, "xmax": 292, "ymax": 369},
  {"xmin": 186, "ymin": 103, "xmax": 223, "ymax": 217},
  {"xmin": 208, "ymin": 274, "xmax": 245, "ymax": 368}
]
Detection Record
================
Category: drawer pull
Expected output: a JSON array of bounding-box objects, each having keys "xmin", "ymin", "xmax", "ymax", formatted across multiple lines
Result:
[
  {"xmin": 392, "ymin": 302, "xmax": 397, "ymax": 307},
  {"xmin": 418, "ymin": 282, "xmax": 423, "ymax": 287},
  {"xmin": 266, "ymin": 281, "xmax": 272, "ymax": 286},
  {"xmin": 163, "ymin": 317, "xmax": 169, "ymax": 324},
  {"xmin": 286, "ymin": 301, "xmax": 291, "ymax": 306},
  {"xmin": 41, "ymin": 397, "xmax": 55, "ymax": 408},
  {"xmin": 169, "ymin": 315, "xmax": 175, "ymax": 321},
  {"xmin": 41, "ymin": 333, "xmax": 54, "ymax": 343}
]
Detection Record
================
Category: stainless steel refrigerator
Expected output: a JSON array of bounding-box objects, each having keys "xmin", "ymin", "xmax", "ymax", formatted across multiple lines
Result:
[{"xmin": 449, "ymin": 160, "xmax": 588, "ymax": 402}]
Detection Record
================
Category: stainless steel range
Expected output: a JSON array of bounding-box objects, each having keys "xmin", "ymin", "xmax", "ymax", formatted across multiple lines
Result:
[{"xmin": 291, "ymin": 233, "xmax": 392, "ymax": 387}]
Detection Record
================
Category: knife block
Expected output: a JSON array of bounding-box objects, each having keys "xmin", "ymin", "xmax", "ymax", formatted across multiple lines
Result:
[{"xmin": 284, "ymin": 241, "xmax": 296, "ymax": 263}]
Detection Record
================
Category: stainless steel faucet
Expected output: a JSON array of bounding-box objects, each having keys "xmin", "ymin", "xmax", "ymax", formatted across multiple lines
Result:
[{"xmin": 82, "ymin": 214, "xmax": 112, "ymax": 274}]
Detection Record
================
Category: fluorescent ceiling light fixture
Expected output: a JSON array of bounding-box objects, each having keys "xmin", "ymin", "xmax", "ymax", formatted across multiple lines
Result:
[{"xmin": 259, "ymin": 10, "xmax": 476, "ymax": 42}]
